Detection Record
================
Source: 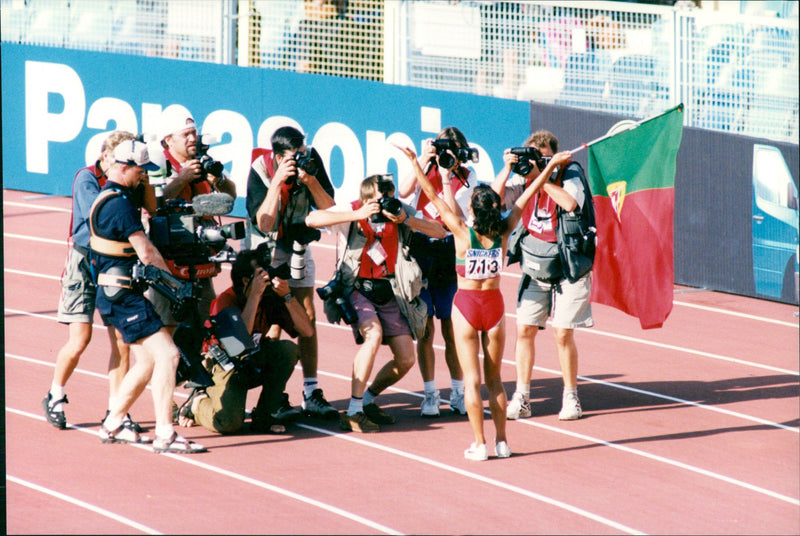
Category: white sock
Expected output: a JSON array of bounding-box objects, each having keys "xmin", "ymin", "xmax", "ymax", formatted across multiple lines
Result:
[
  {"xmin": 423, "ymin": 380, "xmax": 436, "ymax": 394},
  {"xmin": 108, "ymin": 396, "xmax": 117, "ymax": 413},
  {"xmin": 347, "ymin": 397, "xmax": 363, "ymax": 416},
  {"xmin": 363, "ymin": 388, "xmax": 375, "ymax": 406},
  {"xmin": 303, "ymin": 377, "xmax": 318, "ymax": 399},
  {"xmin": 156, "ymin": 424, "xmax": 175, "ymax": 440},
  {"xmin": 516, "ymin": 383, "xmax": 531, "ymax": 398},
  {"xmin": 49, "ymin": 384, "xmax": 66, "ymax": 411},
  {"xmin": 563, "ymin": 386, "xmax": 578, "ymax": 398},
  {"xmin": 104, "ymin": 415, "xmax": 123, "ymax": 431},
  {"xmin": 450, "ymin": 379, "xmax": 464, "ymax": 393}
]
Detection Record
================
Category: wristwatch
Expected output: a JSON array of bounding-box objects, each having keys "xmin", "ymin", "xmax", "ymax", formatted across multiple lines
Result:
[{"xmin": 282, "ymin": 292, "xmax": 293, "ymax": 303}]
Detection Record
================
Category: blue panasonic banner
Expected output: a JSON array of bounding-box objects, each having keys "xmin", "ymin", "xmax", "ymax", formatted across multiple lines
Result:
[{"xmin": 1, "ymin": 44, "xmax": 529, "ymax": 218}]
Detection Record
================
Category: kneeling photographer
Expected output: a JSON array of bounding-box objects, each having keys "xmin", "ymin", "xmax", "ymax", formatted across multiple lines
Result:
[{"xmin": 178, "ymin": 245, "xmax": 313, "ymax": 434}]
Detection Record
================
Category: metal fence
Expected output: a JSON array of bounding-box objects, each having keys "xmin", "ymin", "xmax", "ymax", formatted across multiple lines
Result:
[{"xmin": 2, "ymin": 0, "xmax": 797, "ymax": 143}]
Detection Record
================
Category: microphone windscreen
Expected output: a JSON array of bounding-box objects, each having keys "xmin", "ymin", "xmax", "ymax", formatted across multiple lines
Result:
[{"xmin": 192, "ymin": 193, "xmax": 235, "ymax": 216}]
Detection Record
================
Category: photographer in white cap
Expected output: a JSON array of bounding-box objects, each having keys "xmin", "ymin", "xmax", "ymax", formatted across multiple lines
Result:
[{"xmin": 91, "ymin": 138, "xmax": 205, "ymax": 453}]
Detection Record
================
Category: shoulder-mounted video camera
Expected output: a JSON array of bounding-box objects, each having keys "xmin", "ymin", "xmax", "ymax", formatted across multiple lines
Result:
[
  {"xmin": 509, "ymin": 146, "xmax": 552, "ymax": 176},
  {"xmin": 148, "ymin": 192, "xmax": 244, "ymax": 269},
  {"xmin": 371, "ymin": 174, "xmax": 403, "ymax": 224},
  {"xmin": 432, "ymin": 139, "xmax": 480, "ymax": 169}
]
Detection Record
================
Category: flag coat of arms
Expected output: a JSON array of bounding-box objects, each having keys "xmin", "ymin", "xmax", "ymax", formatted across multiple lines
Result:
[{"xmin": 587, "ymin": 105, "xmax": 684, "ymax": 329}]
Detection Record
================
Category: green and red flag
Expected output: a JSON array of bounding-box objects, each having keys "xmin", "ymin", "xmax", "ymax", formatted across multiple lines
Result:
[{"xmin": 586, "ymin": 104, "xmax": 684, "ymax": 329}]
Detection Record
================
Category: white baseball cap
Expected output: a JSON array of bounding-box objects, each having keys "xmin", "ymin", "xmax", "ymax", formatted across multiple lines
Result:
[
  {"xmin": 113, "ymin": 140, "xmax": 160, "ymax": 171},
  {"xmin": 158, "ymin": 108, "xmax": 196, "ymax": 142}
]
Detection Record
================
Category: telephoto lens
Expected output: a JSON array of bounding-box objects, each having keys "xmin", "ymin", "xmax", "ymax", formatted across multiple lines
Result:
[{"xmin": 290, "ymin": 240, "xmax": 306, "ymax": 280}]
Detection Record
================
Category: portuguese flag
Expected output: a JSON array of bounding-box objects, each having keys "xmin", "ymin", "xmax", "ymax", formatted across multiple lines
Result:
[{"xmin": 586, "ymin": 105, "xmax": 684, "ymax": 329}]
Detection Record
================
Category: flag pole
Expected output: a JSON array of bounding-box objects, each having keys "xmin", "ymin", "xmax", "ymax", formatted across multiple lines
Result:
[{"xmin": 568, "ymin": 104, "xmax": 684, "ymax": 155}]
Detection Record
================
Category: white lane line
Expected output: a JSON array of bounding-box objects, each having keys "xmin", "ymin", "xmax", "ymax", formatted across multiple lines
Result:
[
  {"xmin": 3, "ymin": 200, "xmax": 71, "ymax": 213},
  {"xmin": 6, "ymin": 474, "xmax": 163, "ymax": 535},
  {"xmin": 4, "ymin": 225, "xmax": 796, "ymax": 328},
  {"xmin": 4, "ymin": 233, "xmax": 68, "ymax": 246},
  {"xmin": 5, "ymin": 268, "xmax": 61, "ymax": 281},
  {"xmin": 6, "ymin": 409, "xmax": 403, "ymax": 535},
  {"xmin": 8, "ymin": 350, "xmax": 800, "ymax": 511},
  {"xmin": 6, "ymin": 307, "xmax": 798, "ymax": 431},
  {"xmin": 300, "ymin": 422, "xmax": 647, "ymax": 534}
]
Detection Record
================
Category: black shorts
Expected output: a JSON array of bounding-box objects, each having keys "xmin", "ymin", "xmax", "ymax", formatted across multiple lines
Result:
[{"xmin": 97, "ymin": 292, "xmax": 164, "ymax": 344}]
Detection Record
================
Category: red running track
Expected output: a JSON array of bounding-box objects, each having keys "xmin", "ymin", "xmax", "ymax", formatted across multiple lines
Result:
[{"xmin": 4, "ymin": 188, "xmax": 799, "ymax": 535}]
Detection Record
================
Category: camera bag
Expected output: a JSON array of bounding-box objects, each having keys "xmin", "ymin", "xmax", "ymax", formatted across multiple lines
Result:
[
  {"xmin": 555, "ymin": 162, "xmax": 596, "ymax": 282},
  {"xmin": 519, "ymin": 233, "xmax": 563, "ymax": 282}
]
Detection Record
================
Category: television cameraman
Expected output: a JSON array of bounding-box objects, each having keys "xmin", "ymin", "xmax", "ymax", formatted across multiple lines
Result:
[
  {"xmin": 145, "ymin": 110, "xmax": 236, "ymax": 332},
  {"xmin": 91, "ymin": 138, "xmax": 205, "ymax": 454},
  {"xmin": 306, "ymin": 174, "xmax": 446, "ymax": 432},
  {"xmin": 245, "ymin": 126, "xmax": 338, "ymax": 421},
  {"xmin": 43, "ymin": 130, "xmax": 145, "ymax": 432},
  {"xmin": 398, "ymin": 126, "xmax": 478, "ymax": 418},
  {"xmin": 177, "ymin": 247, "xmax": 313, "ymax": 434}
]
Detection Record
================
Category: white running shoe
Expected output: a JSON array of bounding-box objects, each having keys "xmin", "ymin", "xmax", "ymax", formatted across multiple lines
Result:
[
  {"xmin": 420, "ymin": 389, "xmax": 441, "ymax": 417},
  {"xmin": 463, "ymin": 442, "xmax": 488, "ymax": 461},
  {"xmin": 558, "ymin": 391, "xmax": 583, "ymax": 420},
  {"xmin": 495, "ymin": 440, "xmax": 512, "ymax": 458},
  {"xmin": 449, "ymin": 388, "xmax": 467, "ymax": 415},
  {"xmin": 506, "ymin": 391, "xmax": 531, "ymax": 420}
]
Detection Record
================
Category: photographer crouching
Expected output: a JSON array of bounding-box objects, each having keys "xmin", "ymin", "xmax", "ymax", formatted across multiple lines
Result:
[{"xmin": 177, "ymin": 245, "xmax": 313, "ymax": 434}]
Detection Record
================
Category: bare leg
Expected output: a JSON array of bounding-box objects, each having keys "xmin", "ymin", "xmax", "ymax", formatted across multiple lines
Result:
[
  {"xmin": 482, "ymin": 317, "xmax": 508, "ymax": 444},
  {"xmin": 451, "ymin": 307, "xmax": 485, "ymax": 446}
]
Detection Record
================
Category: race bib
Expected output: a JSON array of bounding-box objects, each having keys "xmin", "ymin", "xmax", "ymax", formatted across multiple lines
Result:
[{"xmin": 464, "ymin": 247, "xmax": 502, "ymax": 280}]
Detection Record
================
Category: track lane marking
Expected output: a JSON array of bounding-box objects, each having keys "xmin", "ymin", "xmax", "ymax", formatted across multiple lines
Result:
[
  {"xmin": 6, "ymin": 475, "xmax": 163, "ymax": 534},
  {"xmin": 6, "ymin": 409, "xmax": 404, "ymax": 535}
]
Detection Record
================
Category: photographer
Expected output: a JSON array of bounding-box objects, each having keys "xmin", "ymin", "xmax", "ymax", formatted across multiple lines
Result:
[
  {"xmin": 397, "ymin": 126, "xmax": 479, "ymax": 418},
  {"xmin": 178, "ymin": 247, "xmax": 313, "ymax": 434},
  {"xmin": 306, "ymin": 174, "xmax": 446, "ymax": 432},
  {"xmin": 91, "ymin": 139, "xmax": 205, "ymax": 454},
  {"xmin": 492, "ymin": 130, "xmax": 591, "ymax": 422},
  {"xmin": 245, "ymin": 126, "xmax": 337, "ymax": 421},
  {"xmin": 146, "ymin": 111, "xmax": 236, "ymax": 330}
]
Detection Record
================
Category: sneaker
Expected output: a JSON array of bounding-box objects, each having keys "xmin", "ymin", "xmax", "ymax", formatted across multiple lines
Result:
[
  {"xmin": 558, "ymin": 391, "xmax": 583, "ymax": 421},
  {"xmin": 363, "ymin": 402, "xmax": 396, "ymax": 425},
  {"xmin": 302, "ymin": 389, "xmax": 339, "ymax": 420},
  {"xmin": 339, "ymin": 411, "xmax": 379, "ymax": 433},
  {"xmin": 506, "ymin": 391, "xmax": 531, "ymax": 420},
  {"xmin": 495, "ymin": 440, "xmax": 512, "ymax": 458},
  {"xmin": 420, "ymin": 390, "xmax": 441, "ymax": 417},
  {"xmin": 42, "ymin": 392, "xmax": 68, "ymax": 430},
  {"xmin": 271, "ymin": 393, "xmax": 302, "ymax": 422},
  {"xmin": 449, "ymin": 389, "xmax": 467, "ymax": 415},
  {"xmin": 464, "ymin": 442, "xmax": 488, "ymax": 461},
  {"xmin": 153, "ymin": 432, "xmax": 206, "ymax": 454}
]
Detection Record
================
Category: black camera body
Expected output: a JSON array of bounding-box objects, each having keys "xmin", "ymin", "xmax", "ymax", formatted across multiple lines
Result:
[
  {"xmin": 149, "ymin": 198, "xmax": 245, "ymax": 268},
  {"xmin": 432, "ymin": 139, "xmax": 480, "ymax": 169},
  {"xmin": 293, "ymin": 149, "xmax": 319, "ymax": 177},
  {"xmin": 317, "ymin": 277, "xmax": 358, "ymax": 326},
  {"xmin": 195, "ymin": 137, "xmax": 224, "ymax": 180},
  {"xmin": 370, "ymin": 174, "xmax": 403, "ymax": 223},
  {"xmin": 509, "ymin": 146, "xmax": 552, "ymax": 176},
  {"xmin": 252, "ymin": 242, "xmax": 292, "ymax": 281}
]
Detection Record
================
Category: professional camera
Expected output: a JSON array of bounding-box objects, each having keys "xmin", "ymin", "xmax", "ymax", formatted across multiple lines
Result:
[
  {"xmin": 370, "ymin": 174, "xmax": 403, "ymax": 224},
  {"xmin": 509, "ymin": 146, "xmax": 551, "ymax": 176},
  {"xmin": 293, "ymin": 148, "xmax": 319, "ymax": 176},
  {"xmin": 148, "ymin": 193, "xmax": 245, "ymax": 269},
  {"xmin": 279, "ymin": 222, "xmax": 322, "ymax": 279},
  {"xmin": 195, "ymin": 135, "xmax": 225, "ymax": 180},
  {"xmin": 202, "ymin": 306, "xmax": 259, "ymax": 375},
  {"xmin": 252, "ymin": 242, "xmax": 292, "ymax": 281},
  {"xmin": 432, "ymin": 139, "xmax": 480, "ymax": 169}
]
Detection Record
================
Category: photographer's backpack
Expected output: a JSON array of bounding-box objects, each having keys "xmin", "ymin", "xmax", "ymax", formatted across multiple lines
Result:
[{"xmin": 556, "ymin": 161, "xmax": 596, "ymax": 282}]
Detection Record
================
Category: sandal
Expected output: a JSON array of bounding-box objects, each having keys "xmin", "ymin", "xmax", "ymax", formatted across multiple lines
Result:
[
  {"xmin": 102, "ymin": 409, "xmax": 144, "ymax": 433},
  {"xmin": 153, "ymin": 432, "xmax": 207, "ymax": 454},
  {"xmin": 99, "ymin": 422, "xmax": 152, "ymax": 444},
  {"xmin": 42, "ymin": 393, "xmax": 68, "ymax": 430},
  {"xmin": 178, "ymin": 387, "xmax": 206, "ymax": 422}
]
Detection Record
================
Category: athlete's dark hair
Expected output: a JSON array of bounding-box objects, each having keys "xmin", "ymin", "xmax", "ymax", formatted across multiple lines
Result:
[{"xmin": 471, "ymin": 184, "xmax": 506, "ymax": 239}]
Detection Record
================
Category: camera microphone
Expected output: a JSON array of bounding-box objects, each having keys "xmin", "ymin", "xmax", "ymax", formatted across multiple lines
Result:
[{"xmin": 192, "ymin": 193, "xmax": 235, "ymax": 217}]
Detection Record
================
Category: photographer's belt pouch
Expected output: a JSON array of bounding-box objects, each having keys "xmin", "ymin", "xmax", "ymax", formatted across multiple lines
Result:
[
  {"xmin": 355, "ymin": 277, "xmax": 394, "ymax": 305},
  {"xmin": 98, "ymin": 267, "xmax": 133, "ymax": 303},
  {"xmin": 520, "ymin": 234, "xmax": 563, "ymax": 282}
]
